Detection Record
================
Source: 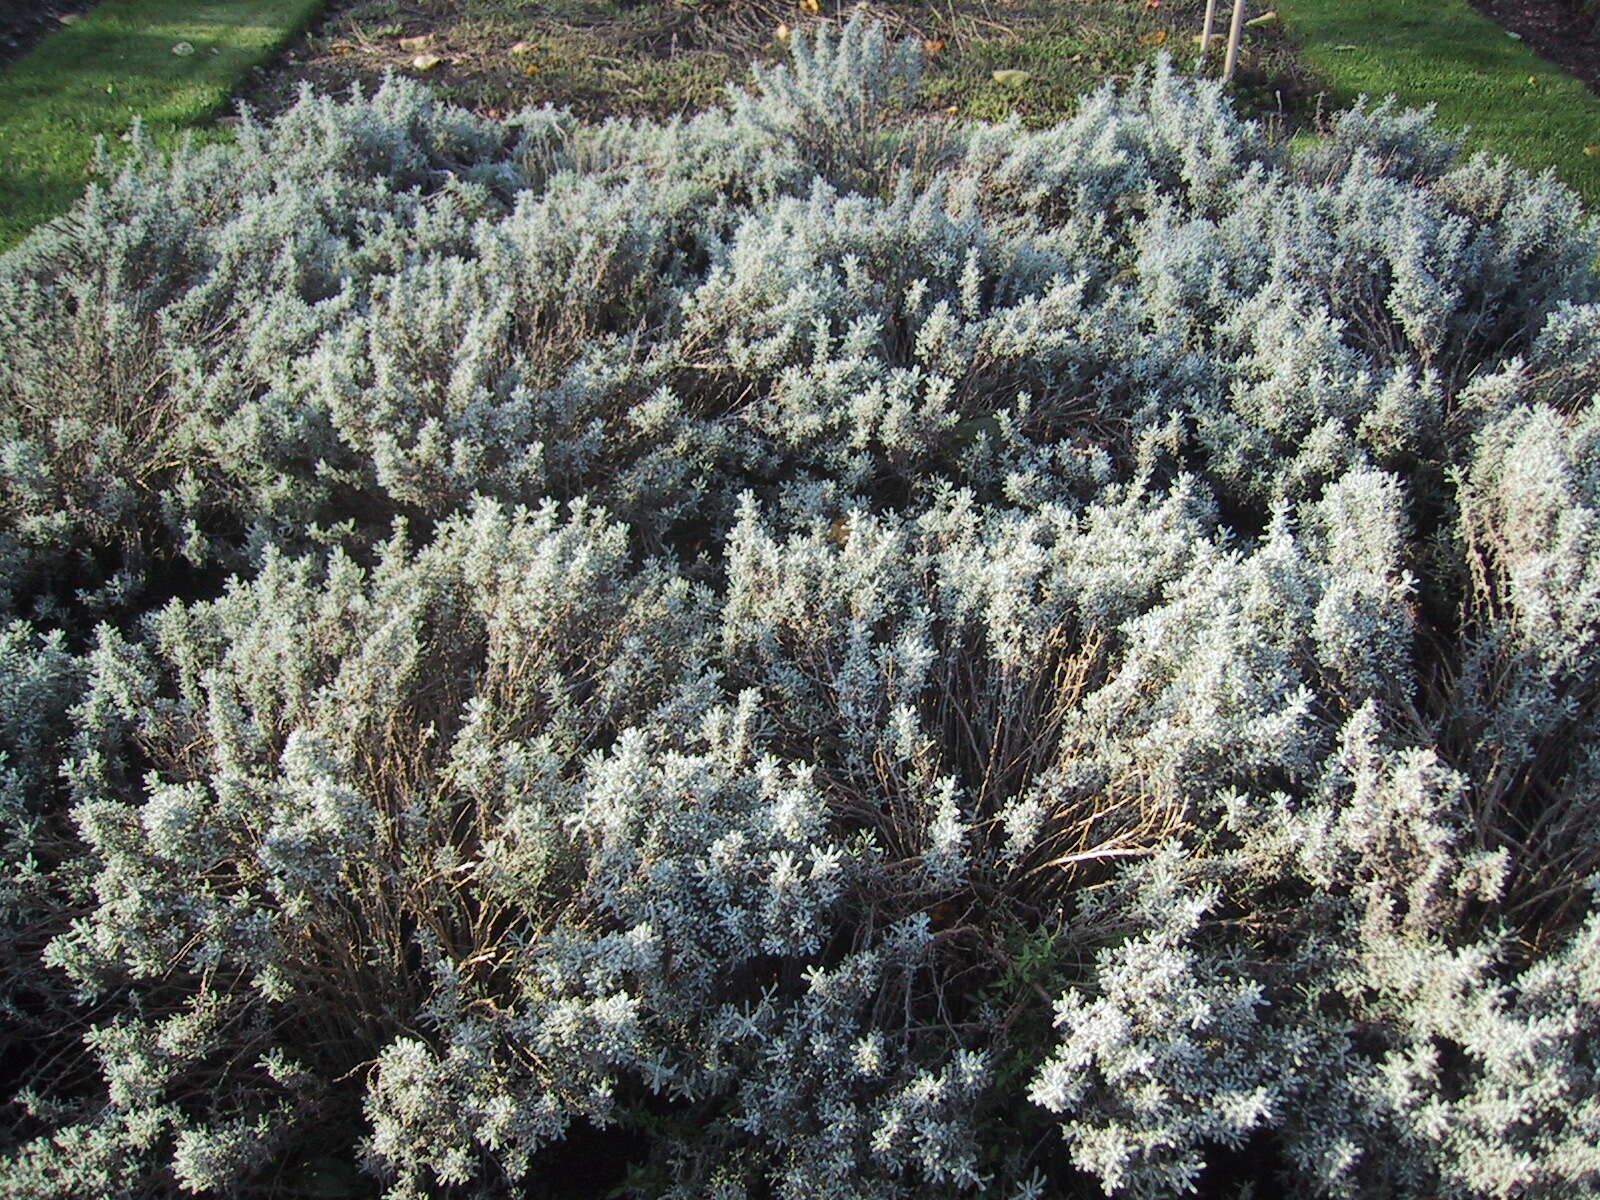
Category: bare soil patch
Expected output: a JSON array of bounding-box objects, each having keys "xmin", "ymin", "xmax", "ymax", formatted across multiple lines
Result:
[
  {"xmin": 231, "ymin": 0, "xmax": 1300, "ymax": 131},
  {"xmin": 0, "ymin": 0, "xmax": 102, "ymax": 71},
  {"xmin": 1466, "ymin": 0, "xmax": 1600, "ymax": 95}
]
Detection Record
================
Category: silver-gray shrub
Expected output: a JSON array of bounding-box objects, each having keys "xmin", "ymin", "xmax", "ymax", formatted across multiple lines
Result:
[{"xmin": 2, "ymin": 16, "xmax": 1600, "ymax": 1198}]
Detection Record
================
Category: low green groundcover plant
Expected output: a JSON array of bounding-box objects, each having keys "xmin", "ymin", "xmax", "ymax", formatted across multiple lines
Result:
[{"xmin": 2, "ymin": 17, "xmax": 1599, "ymax": 1199}]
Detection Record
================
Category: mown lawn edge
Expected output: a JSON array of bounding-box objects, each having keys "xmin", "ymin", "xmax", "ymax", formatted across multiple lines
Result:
[
  {"xmin": 0, "ymin": 0, "xmax": 326, "ymax": 251},
  {"xmin": 1275, "ymin": 0, "xmax": 1600, "ymax": 205}
]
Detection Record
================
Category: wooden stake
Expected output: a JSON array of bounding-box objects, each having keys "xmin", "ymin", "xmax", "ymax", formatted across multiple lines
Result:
[
  {"xmin": 1198, "ymin": 0, "xmax": 1218, "ymax": 69},
  {"xmin": 1223, "ymin": 0, "xmax": 1247, "ymax": 81}
]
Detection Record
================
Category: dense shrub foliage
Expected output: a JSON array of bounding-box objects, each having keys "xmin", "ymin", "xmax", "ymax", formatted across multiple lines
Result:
[{"xmin": 3, "ymin": 18, "xmax": 1600, "ymax": 1198}]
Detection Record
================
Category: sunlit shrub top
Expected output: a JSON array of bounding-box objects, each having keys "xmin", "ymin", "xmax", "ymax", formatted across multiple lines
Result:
[{"xmin": 2, "ymin": 18, "xmax": 1599, "ymax": 1200}]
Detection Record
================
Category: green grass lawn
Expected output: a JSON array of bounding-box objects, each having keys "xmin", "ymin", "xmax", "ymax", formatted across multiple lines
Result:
[
  {"xmin": 0, "ymin": 0, "xmax": 326, "ymax": 251},
  {"xmin": 1278, "ymin": 0, "xmax": 1600, "ymax": 203}
]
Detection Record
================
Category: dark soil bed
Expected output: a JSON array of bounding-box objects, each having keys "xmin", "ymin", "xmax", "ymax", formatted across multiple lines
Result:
[
  {"xmin": 1467, "ymin": 0, "xmax": 1600, "ymax": 94},
  {"xmin": 0, "ymin": 0, "xmax": 101, "ymax": 71}
]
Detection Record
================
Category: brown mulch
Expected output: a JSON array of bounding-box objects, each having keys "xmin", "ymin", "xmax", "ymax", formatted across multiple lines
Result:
[
  {"xmin": 0, "ymin": 0, "xmax": 101, "ymax": 71},
  {"xmin": 1466, "ymin": 0, "xmax": 1600, "ymax": 95}
]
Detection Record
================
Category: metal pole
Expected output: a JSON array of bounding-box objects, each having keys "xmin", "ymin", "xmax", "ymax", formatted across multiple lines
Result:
[
  {"xmin": 1198, "ymin": 0, "xmax": 1218, "ymax": 70},
  {"xmin": 1223, "ymin": 0, "xmax": 1247, "ymax": 81}
]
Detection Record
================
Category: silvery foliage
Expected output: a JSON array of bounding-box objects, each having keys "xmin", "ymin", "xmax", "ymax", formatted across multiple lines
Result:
[
  {"xmin": 0, "ymin": 621, "xmax": 81, "ymax": 1016},
  {"xmin": 2, "ymin": 14, "xmax": 1600, "ymax": 1198}
]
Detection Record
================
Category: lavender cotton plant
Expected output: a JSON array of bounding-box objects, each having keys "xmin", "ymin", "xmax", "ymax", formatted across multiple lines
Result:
[{"xmin": 1, "ymin": 15, "xmax": 1598, "ymax": 1199}]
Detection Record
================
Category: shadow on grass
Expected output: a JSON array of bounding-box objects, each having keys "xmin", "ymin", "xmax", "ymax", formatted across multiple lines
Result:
[{"xmin": 0, "ymin": 3, "xmax": 323, "ymax": 251}]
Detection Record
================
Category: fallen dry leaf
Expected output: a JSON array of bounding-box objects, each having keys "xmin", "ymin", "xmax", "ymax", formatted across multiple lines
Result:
[
  {"xmin": 1585, "ymin": 145, "xmax": 1600, "ymax": 157},
  {"xmin": 799, "ymin": 0, "xmax": 820, "ymax": 13},
  {"xmin": 398, "ymin": 35, "xmax": 433, "ymax": 52},
  {"xmin": 991, "ymin": 69, "xmax": 1031, "ymax": 88},
  {"xmin": 412, "ymin": 53, "xmax": 444, "ymax": 71},
  {"xmin": 1138, "ymin": 29, "xmax": 1167, "ymax": 46},
  {"xmin": 923, "ymin": 38, "xmax": 944, "ymax": 56},
  {"xmin": 775, "ymin": 22, "xmax": 791, "ymax": 42},
  {"xmin": 510, "ymin": 40, "xmax": 535, "ymax": 54},
  {"xmin": 1244, "ymin": 9, "xmax": 1278, "ymax": 27}
]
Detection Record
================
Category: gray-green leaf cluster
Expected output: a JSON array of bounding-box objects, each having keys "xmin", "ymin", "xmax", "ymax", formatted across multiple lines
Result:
[{"xmin": 2, "ymin": 16, "xmax": 1598, "ymax": 1199}]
